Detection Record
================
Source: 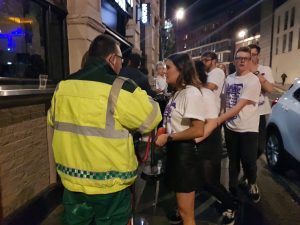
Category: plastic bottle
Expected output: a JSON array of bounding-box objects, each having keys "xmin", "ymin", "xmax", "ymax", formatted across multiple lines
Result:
[{"xmin": 157, "ymin": 160, "xmax": 162, "ymax": 174}]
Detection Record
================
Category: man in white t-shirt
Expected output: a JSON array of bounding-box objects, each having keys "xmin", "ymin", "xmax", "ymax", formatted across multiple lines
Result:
[
  {"xmin": 218, "ymin": 47, "xmax": 261, "ymax": 203},
  {"xmin": 201, "ymin": 52, "xmax": 226, "ymax": 185},
  {"xmin": 202, "ymin": 52, "xmax": 225, "ymax": 114},
  {"xmin": 248, "ymin": 44, "xmax": 274, "ymax": 158}
]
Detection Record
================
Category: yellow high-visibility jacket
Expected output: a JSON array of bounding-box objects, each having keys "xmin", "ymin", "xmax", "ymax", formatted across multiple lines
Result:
[{"xmin": 47, "ymin": 58, "xmax": 162, "ymax": 194}]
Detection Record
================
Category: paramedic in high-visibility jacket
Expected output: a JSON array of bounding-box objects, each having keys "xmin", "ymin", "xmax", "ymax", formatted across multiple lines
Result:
[{"xmin": 47, "ymin": 34, "xmax": 162, "ymax": 225}]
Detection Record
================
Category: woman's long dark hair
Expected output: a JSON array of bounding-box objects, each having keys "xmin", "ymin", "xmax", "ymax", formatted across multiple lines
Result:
[
  {"xmin": 194, "ymin": 60, "xmax": 207, "ymax": 84},
  {"xmin": 167, "ymin": 53, "xmax": 202, "ymax": 90}
]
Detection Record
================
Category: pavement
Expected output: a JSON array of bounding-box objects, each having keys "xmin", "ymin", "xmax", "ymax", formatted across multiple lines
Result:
[
  {"xmin": 273, "ymin": 82, "xmax": 291, "ymax": 93},
  {"xmin": 40, "ymin": 154, "xmax": 271, "ymax": 225}
]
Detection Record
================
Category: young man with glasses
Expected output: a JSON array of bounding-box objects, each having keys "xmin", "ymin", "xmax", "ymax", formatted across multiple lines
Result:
[
  {"xmin": 201, "ymin": 52, "xmax": 226, "ymax": 186},
  {"xmin": 201, "ymin": 52, "xmax": 225, "ymax": 114},
  {"xmin": 217, "ymin": 47, "xmax": 262, "ymax": 203},
  {"xmin": 248, "ymin": 44, "xmax": 274, "ymax": 159}
]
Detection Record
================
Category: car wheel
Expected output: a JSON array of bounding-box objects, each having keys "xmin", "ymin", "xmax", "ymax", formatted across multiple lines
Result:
[{"xmin": 266, "ymin": 128, "xmax": 285, "ymax": 172}]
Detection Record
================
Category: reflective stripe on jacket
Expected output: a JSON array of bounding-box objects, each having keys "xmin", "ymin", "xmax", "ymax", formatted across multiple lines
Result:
[{"xmin": 47, "ymin": 58, "xmax": 162, "ymax": 194}]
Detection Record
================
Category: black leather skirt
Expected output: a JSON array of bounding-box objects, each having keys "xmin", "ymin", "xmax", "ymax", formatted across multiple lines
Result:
[{"xmin": 165, "ymin": 140, "xmax": 201, "ymax": 193}]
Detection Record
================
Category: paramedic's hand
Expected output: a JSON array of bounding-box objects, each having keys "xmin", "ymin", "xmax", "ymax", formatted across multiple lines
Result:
[{"xmin": 155, "ymin": 133, "xmax": 168, "ymax": 147}]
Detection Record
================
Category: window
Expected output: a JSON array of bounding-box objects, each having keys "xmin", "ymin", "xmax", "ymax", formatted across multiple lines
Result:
[
  {"xmin": 277, "ymin": 16, "xmax": 280, "ymax": 33},
  {"xmin": 290, "ymin": 7, "xmax": 295, "ymax": 27},
  {"xmin": 284, "ymin": 11, "xmax": 288, "ymax": 30},
  {"xmin": 0, "ymin": 0, "xmax": 67, "ymax": 83},
  {"xmin": 276, "ymin": 37, "xmax": 279, "ymax": 54},
  {"xmin": 0, "ymin": 1, "xmax": 46, "ymax": 79},
  {"xmin": 288, "ymin": 31, "xmax": 293, "ymax": 51},
  {"xmin": 282, "ymin": 34, "xmax": 287, "ymax": 53},
  {"xmin": 293, "ymin": 88, "xmax": 300, "ymax": 102}
]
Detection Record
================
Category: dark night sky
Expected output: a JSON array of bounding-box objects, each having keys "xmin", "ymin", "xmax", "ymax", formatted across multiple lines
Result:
[
  {"xmin": 166, "ymin": 0, "xmax": 287, "ymax": 29},
  {"xmin": 166, "ymin": 0, "xmax": 263, "ymax": 36}
]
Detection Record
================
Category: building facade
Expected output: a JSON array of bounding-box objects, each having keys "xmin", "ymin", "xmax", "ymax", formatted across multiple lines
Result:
[
  {"xmin": 272, "ymin": 0, "xmax": 300, "ymax": 83},
  {"xmin": 176, "ymin": 15, "xmax": 235, "ymax": 65},
  {"xmin": 67, "ymin": 0, "xmax": 163, "ymax": 79}
]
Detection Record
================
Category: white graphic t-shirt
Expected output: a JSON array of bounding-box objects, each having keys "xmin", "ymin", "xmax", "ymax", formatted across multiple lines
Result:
[
  {"xmin": 201, "ymin": 87, "xmax": 219, "ymax": 119},
  {"xmin": 207, "ymin": 67, "xmax": 225, "ymax": 113},
  {"xmin": 224, "ymin": 72, "xmax": 261, "ymax": 132},
  {"xmin": 163, "ymin": 85, "xmax": 206, "ymax": 134},
  {"xmin": 257, "ymin": 64, "xmax": 275, "ymax": 115}
]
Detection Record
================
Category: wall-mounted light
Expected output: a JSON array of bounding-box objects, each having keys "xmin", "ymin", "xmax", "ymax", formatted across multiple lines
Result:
[{"xmin": 8, "ymin": 17, "xmax": 32, "ymax": 24}]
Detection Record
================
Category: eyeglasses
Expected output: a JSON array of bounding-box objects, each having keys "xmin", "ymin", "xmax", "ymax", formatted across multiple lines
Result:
[
  {"xmin": 201, "ymin": 58, "xmax": 212, "ymax": 62},
  {"xmin": 115, "ymin": 54, "xmax": 124, "ymax": 63},
  {"xmin": 251, "ymin": 53, "xmax": 258, "ymax": 57},
  {"xmin": 235, "ymin": 57, "xmax": 251, "ymax": 62}
]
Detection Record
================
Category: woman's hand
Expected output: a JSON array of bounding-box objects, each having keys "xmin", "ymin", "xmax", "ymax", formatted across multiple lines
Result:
[{"xmin": 155, "ymin": 133, "xmax": 169, "ymax": 147}]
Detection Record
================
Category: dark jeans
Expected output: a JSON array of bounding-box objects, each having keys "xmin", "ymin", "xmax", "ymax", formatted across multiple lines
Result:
[
  {"xmin": 197, "ymin": 128, "xmax": 238, "ymax": 210},
  {"xmin": 257, "ymin": 115, "xmax": 267, "ymax": 158},
  {"xmin": 224, "ymin": 127, "xmax": 258, "ymax": 189},
  {"xmin": 200, "ymin": 160, "xmax": 238, "ymax": 210}
]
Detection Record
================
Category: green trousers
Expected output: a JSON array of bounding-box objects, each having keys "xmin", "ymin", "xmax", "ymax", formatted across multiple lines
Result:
[{"xmin": 62, "ymin": 188, "xmax": 132, "ymax": 225}]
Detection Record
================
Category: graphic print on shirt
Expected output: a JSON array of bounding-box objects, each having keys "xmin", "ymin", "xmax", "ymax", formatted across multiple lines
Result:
[
  {"xmin": 226, "ymin": 83, "xmax": 243, "ymax": 120},
  {"xmin": 163, "ymin": 101, "xmax": 176, "ymax": 130},
  {"xmin": 258, "ymin": 93, "xmax": 265, "ymax": 106}
]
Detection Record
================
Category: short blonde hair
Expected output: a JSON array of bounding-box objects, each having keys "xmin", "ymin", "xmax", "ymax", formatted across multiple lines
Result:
[{"xmin": 155, "ymin": 61, "xmax": 165, "ymax": 71}]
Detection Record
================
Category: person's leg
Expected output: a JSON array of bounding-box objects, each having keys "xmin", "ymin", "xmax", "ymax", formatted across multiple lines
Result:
[
  {"xmin": 62, "ymin": 189, "xmax": 94, "ymax": 225},
  {"xmin": 202, "ymin": 160, "xmax": 238, "ymax": 210},
  {"xmin": 92, "ymin": 188, "xmax": 132, "ymax": 225},
  {"xmin": 257, "ymin": 115, "xmax": 266, "ymax": 158},
  {"xmin": 176, "ymin": 192, "xmax": 196, "ymax": 225},
  {"xmin": 211, "ymin": 127, "xmax": 223, "ymax": 183},
  {"xmin": 240, "ymin": 132, "xmax": 258, "ymax": 185},
  {"xmin": 240, "ymin": 132, "xmax": 260, "ymax": 202},
  {"xmin": 224, "ymin": 127, "xmax": 241, "ymax": 193}
]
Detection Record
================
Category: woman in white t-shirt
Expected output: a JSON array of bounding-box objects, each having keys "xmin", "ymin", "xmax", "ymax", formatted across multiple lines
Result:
[
  {"xmin": 154, "ymin": 61, "xmax": 168, "ymax": 127},
  {"xmin": 155, "ymin": 53, "xmax": 205, "ymax": 225},
  {"xmin": 154, "ymin": 61, "xmax": 168, "ymax": 95}
]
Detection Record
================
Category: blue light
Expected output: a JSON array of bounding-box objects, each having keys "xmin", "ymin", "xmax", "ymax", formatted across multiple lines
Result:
[{"xmin": 0, "ymin": 27, "xmax": 25, "ymax": 50}]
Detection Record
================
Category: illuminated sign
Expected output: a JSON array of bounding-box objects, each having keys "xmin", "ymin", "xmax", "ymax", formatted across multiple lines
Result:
[
  {"xmin": 114, "ymin": 0, "xmax": 133, "ymax": 13},
  {"xmin": 141, "ymin": 3, "xmax": 150, "ymax": 25},
  {"xmin": 0, "ymin": 27, "xmax": 25, "ymax": 50}
]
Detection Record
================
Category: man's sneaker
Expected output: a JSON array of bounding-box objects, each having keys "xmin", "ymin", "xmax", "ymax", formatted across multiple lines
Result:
[
  {"xmin": 222, "ymin": 209, "xmax": 236, "ymax": 225},
  {"xmin": 249, "ymin": 184, "xmax": 261, "ymax": 203},
  {"xmin": 238, "ymin": 177, "xmax": 249, "ymax": 190},
  {"xmin": 167, "ymin": 208, "xmax": 182, "ymax": 224}
]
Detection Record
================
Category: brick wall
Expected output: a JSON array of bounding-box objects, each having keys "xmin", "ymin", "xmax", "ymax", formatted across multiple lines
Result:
[{"xmin": 0, "ymin": 104, "xmax": 50, "ymax": 218}]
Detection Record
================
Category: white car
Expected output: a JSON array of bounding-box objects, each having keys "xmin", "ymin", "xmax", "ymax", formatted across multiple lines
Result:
[{"xmin": 266, "ymin": 78, "xmax": 300, "ymax": 171}]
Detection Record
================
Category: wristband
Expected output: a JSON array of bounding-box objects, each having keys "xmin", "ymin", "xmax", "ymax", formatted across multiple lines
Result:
[{"xmin": 167, "ymin": 134, "xmax": 173, "ymax": 142}]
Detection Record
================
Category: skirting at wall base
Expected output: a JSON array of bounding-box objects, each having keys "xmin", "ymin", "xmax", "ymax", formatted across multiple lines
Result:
[{"xmin": 2, "ymin": 184, "xmax": 63, "ymax": 225}]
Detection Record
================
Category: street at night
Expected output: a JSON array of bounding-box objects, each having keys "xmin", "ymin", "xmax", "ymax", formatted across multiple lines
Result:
[{"xmin": 1, "ymin": 0, "xmax": 300, "ymax": 225}]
